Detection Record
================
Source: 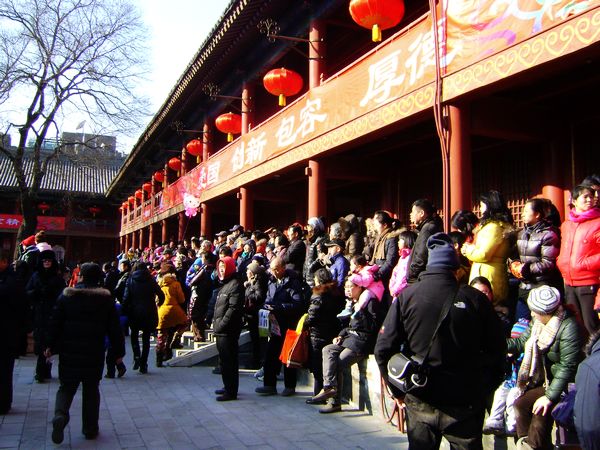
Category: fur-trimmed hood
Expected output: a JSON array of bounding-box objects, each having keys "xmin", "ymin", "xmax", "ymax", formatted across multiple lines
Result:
[{"xmin": 62, "ymin": 286, "xmax": 111, "ymax": 297}]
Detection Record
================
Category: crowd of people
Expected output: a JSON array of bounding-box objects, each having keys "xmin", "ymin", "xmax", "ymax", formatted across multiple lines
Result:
[{"xmin": 1, "ymin": 174, "xmax": 600, "ymax": 449}]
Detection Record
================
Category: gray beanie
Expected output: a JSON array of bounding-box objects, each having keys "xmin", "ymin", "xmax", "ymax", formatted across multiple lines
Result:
[
  {"xmin": 308, "ymin": 217, "xmax": 325, "ymax": 234},
  {"xmin": 426, "ymin": 233, "xmax": 460, "ymax": 271},
  {"xmin": 527, "ymin": 285, "xmax": 561, "ymax": 314}
]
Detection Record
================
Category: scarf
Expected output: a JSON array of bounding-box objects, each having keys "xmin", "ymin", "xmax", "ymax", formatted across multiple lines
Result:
[
  {"xmin": 515, "ymin": 306, "xmax": 566, "ymax": 397},
  {"xmin": 569, "ymin": 207, "xmax": 600, "ymax": 223},
  {"xmin": 371, "ymin": 227, "xmax": 393, "ymax": 263}
]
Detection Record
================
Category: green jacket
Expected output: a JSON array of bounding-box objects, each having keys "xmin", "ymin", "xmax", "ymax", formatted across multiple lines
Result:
[{"xmin": 507, "ymin": 312, "xmax": 583, "ymax": 403}]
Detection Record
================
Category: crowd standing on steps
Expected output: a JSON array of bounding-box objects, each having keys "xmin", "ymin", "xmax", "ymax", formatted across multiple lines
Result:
[{"xmin": 2, "ymin": 175, "xmax": 600, "ymax": 449}]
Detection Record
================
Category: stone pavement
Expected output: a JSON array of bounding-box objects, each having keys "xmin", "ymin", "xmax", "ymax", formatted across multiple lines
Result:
[{"xmin": 0, "ymin": 339, "xmax": 408, "ymax": 449}]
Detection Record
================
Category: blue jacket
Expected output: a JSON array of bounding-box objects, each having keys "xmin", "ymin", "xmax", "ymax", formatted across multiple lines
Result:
[
  {"xmin": 329, "ymin": 252, "xmax": 350, "ymax": 288},
  {"xmin": 265, "ymin": 269, "xmax": 304, "ymax": 330},
  {"xmin": 575, "ymin": 337, "xmax": 600, "ymax": 450}
]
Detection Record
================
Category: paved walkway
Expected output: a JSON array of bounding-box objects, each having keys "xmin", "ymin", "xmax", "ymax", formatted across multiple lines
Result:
[{"xmin": 0, "ymin": 340, "xmax": 408, "ymax": 449}]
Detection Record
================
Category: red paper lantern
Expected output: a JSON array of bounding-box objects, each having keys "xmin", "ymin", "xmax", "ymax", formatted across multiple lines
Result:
[
  {"xmin": 349, "ymin": 0, "xmax": 405, "ymax": 42},
  {"xmin": 121, "ymin": 201, "xmax": 128, "ymax": 211},
  {"xmin": 128, "ymin": 196, "xmax": 135, "ymax": 205},
  {"xmin": 89, "ymin": 206, "xmax": 101, "ymax": 217},
  {"xmin": 135, "ymin": 189, "xmax": 143, "ymax": 200},
  {"xmin": 263, "ymin": 68, "xmax": 303, "ymax": 106},
  {"xmin": 154, "ymin": 170, "xmax": 165, "ymax": 183},
  {"xmin": 142, "ymin": 182, "xmax": 152, "ymax": 193},
  {"xmin": 38, "ymin": 202, "xmax": 50, "ymax": 215},
  {"xmin": 168, "ymin": 157, "xmax": 181, "ymax": 174},
  {"xmin": 186, "ymin": 139, "xmax": 202, "ymax": 163},
  {"xmin": 215, "ymin": 112, "xmax": 242, "ymax": 142}
]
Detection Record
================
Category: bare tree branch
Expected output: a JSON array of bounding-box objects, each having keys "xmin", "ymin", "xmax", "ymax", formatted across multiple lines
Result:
[{"xmin": 0, "ymin": 0, "xmax": 150, "ymax": 241}]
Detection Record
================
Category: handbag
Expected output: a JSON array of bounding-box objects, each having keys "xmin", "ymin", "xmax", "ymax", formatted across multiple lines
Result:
[
  {"xmin": 387, "ymin": 287, "xmax": 458, "ymax": 394},
  {"xmin": 279, "ymin": 313, "xmax": 309, "ymax": 368}
]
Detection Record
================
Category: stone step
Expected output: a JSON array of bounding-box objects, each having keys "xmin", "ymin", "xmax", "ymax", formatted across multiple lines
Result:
[{"xmin": 166, "ymin": 330, "xmax": 251, "ymax": 367}]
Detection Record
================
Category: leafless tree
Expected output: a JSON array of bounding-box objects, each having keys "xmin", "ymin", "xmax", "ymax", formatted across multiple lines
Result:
[{"xmin": 0, "ymin": 0, "xmax": 149, "ymax": 246}]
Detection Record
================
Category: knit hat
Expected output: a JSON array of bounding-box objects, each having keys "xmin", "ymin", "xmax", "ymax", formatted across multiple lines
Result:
[
  {"xmin": 21, "ymin": 235, "xmax": 36, "ymax": 247},
  {"xmin": 39, "ymin": 249, "xmax": 56, "ymax": 261},
  {"xmin": 527, "ymin": 285, "xmax": 561, "ymax": 314},
  {"xmin": 79, "ymin": 262, "xmax": 103, "ymax": 286},
  {"xmin": 426, "ymin": 233, "xmax": 460, "ymax": 270},
  {"xmin": 246, "ymin": 260, "xmax": 265, "ymax": 276}
]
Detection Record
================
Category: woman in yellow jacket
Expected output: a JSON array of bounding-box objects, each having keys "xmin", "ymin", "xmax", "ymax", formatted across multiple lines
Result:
[
  {"xmin": 462, "ymin": 190, "xmax": 516, "ymax": 307},
  {"xmin": 156, "ymin": 262, "xmax": 188, "ymax": 366}
]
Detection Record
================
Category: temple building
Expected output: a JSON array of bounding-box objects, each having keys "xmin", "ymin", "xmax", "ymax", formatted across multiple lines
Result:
[{"xmin": 109, "ymin": 0, "xmax": 600, "ymax": 249}]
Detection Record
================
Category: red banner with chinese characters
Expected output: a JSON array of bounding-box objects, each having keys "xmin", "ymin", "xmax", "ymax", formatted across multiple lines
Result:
[
  {"xmin": 152, "ymin": 0, "xmax": 599, "ymax": 213},
  {"xmin": 0, "ymin": 214, "xmax": 66, "ymax": 231}
]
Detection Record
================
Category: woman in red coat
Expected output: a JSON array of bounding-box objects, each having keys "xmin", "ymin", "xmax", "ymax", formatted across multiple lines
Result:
[{"xmin": 557, "ymin": 184, "xmax": 600, "ymax": 334}]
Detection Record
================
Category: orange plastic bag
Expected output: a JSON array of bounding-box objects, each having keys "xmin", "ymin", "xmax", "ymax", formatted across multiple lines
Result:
[{"xmin": 279, "ymin": 314, "xmax": 309, "ymax": 368}]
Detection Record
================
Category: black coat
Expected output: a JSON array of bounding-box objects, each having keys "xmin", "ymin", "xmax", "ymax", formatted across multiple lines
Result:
[
  {"xmin": 304, "ymin": 234, "xmax": 327, "ymax": 287},
  {"xmin": 371, "ymin": 231, "xmax": 400, "ymax": 285},
  {"xmin": 283, "ymin": 238, "xmax": 307, "ymax": 275},
  {"xmin": 265, "ymin": 269, "xmax": 305, "ymax": 331},
  {"xmin": 47, "ymin": 286, "xmax": 125, "ymax": 382},
  {"xmin": 306, "ymin": 282, "xmax": 345, "ymax": 343},
  {"xmin": 122, "ymin": 269, "xmax": 164, "ymax": 331},
  {"xmin": 113, "ymin": 271, "xmax": 130, "ymax": 302},
  {"xmin": 26, "ymin": 268, "xmax": 65, "ymax": 352},
  {"xmin": 244, "ymin": 272, "xmax": 267, "ymax": 313},
  {"xmin": 374, "ymin": 268, "xmax": 506, "ymax": 407},
  {"xmin": 0, "ymin": 267, "xmax": 26, "ymax": 358},
  {"xmin": 212, "ymin": 275, "xmax": 244, "ymax": 337},
  {"xmin": 407, "ymin": 215, "xmax": 444, "ymax": 284},
  {"xmin": 339, "ymin": 291, "xmax": 384, "ymax": 355}
]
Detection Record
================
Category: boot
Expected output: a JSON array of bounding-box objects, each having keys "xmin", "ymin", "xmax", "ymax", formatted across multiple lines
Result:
[{"xmin": 133, "ymin": 357, "xmax": 140, "ymax": 371}]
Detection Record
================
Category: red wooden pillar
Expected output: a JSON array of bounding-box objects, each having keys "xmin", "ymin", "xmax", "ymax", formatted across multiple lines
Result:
[
  {"xmin": 181, "ymin": 147, "xmax": 190, "ymax": 175},
  {"xmin": 309, "ymin": 19, "xmax": 325, "ymax": 88},
  {"xmin": 164, "ymin": 163, "xmax": 170, "ymax": 187},
  {"xmin": 178, "ymin": 211, "xmax": 187, "ymax": 242},
  {"xmin": 202, "ymin": 122, "xmax": 211, "ymax": 162},
  {"xmin": 242, "ymin": 82, "xmax": 254, "ymax": 135},
  {"xmin": 138, "ymin": 227, "xmax": 145, "ymax": 249},
  {"xmin": 239, "ymin": 187, "xmax": 254, "ymax": 230},
  {"xmin": 449, "ymin": 104, "xmax": 473, "ymax": 219},
  {"xmin": 201, "ymin": 203, "xmax": 211, "ymax": 238},
  {"xmin": 161, "ymin": 219, "xmax": 168, "ymax": 244},
  {"xmin": 542, "ymin": 143, "xmax": 565, "ymax": 222},
  {"xmin": 148, "ymin": 223, "xmax": 154, "ymax": 248},
  {"xmin": 124, "ymin": 234, "xmax": 130, "ymax": 251},
  {"xmin": 120, "ymin": 236, "xmax": 125, "ymax": 252},
  {"xmin": 307, "ymin": 160, "xmax": 326, "ymax": 219},
  {"xmin": 131, "ymin": 231, "xmax": 138, "ymax": 251}
]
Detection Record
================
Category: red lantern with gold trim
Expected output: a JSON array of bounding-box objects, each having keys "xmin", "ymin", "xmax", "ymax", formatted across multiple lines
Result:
[
  {"xmin": 121, "ymin": 201, "xmax": 129, "ymax": 211},
  {"xmin": 135, "ymin": 189, "xmax": 143, "ymax": 200},
  {"xmin": 215, "ymin": 112, "xmax": 242, "ymax": 142},
  {"xmin": 186, "ymin": 139, "xmax": 202, "ymax": 163},
  {"xmin": 168, "ymin": 157, "xmax": 182, "ymax": 176},
  {"xmin": 89, "ymin": 206, "xmax": 101, "ymax": 217},
  {"xmin": 142, "ymin": 182, "xmax": 152, "ymax": 193},
  {"xmin": 128, "ymin": 196, "xmax": 135, "ymax": 205},
  {"xmin": 263, "ymin": 68, "xmax": 303, "ymax": 106},
  {"xmin": 154, "ymin": 170, "xmax": 165, "ymax": 183},
  {"xmin": 349, "ymin": 0, "xmax": 405, "ymax": 42},
  {"xmin": 38, "ymin": 202, "xmax": 50, "ymax": 215}
]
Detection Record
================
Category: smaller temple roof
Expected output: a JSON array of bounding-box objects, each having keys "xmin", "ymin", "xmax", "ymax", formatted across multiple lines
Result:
[{"xmin": 0, "ymin": 154, "xmax": 123, "ymax": 196}]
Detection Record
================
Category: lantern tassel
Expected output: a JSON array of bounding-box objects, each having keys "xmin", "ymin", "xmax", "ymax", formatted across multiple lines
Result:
[
  {"xmin": 278, "ymin": 94, "xmax": 286, "ymax": 106},
  {"xmin": 227, "ymin": 133, "xmax": 233, "ymax": 142},
  {"xmin": 196, "ymin": 155, "xmax": 200, "ymax": 164},
  {"xmin": 372, "ymin": 24, "xmax": 382, "ymax": 42}
]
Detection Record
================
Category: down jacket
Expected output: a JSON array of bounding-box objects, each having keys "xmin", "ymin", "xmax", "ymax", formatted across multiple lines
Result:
[
  {"xmin": 557, "ymin": 212, "xmax": 600, "ymax": 286},
  {"xmin": 157, "ymin": 274, "xmax": 187, "ymax": 329},
  {"xmin": 212, "ymin": 273, "xmax": 244, "ymax": 337},
  {"xmin": 507, "ymin": 310, "xmax": 583, "ymax": 403},
  {"xmin": 338, "ymin": 290, "xmax": 384, "ymax": 355},
  {"xmin": 464, "ymin": 220, "xmax": 515, "ymax": 305},
  {"xmin": 407, "ymin": 215, "xmax": 444, "ymax": 284},
  {"xmin": 306, "ymin": 281, "xmax": 345, "ymax": 342},
  {"xmin": 513, "ymin": 220, "xmax": 561, "ymax": 288},
  {"xmin": 122, "ymin": 268, "xmax": 164, "ymax": 331},
  {"xmin": 47, "ymin": 286, "xmax": 125, "ymax": 382}
]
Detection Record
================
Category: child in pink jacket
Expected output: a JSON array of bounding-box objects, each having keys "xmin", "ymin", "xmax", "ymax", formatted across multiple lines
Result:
[{"xmin": 389, "ymin": 231, "xmax": 417, "ymax": 298}]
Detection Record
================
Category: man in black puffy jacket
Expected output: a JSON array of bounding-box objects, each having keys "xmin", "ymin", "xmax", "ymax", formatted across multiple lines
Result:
[
  {"xmin": 375, "ymin": 233, "xmax": 506, "ymax": 449},
  {"xmin": 45, "ymin": 263, "xmax": 125, "ymax": 444},
  {"xmin": 406, "ymin": 199, "xmax": 443, "ymax": 284},
  {"xmin": 212, "ymin": 256, "xmax": 244, "ymax": 401}
]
